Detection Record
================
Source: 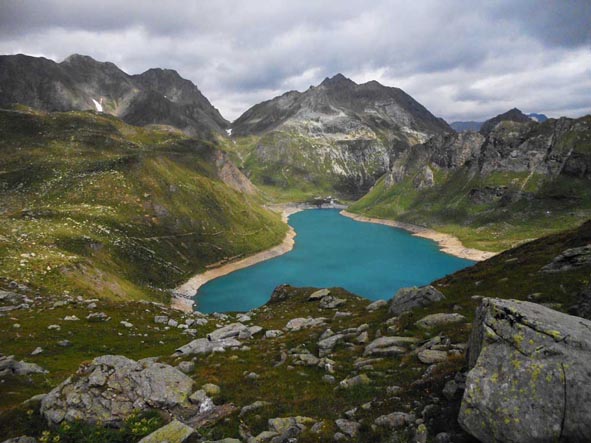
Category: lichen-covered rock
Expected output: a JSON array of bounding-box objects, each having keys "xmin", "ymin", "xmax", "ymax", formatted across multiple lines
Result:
[
  {"xmin": 389, "ymin": 285, "xmax": 445, "ymax": 316},
  {"xmin": 415, "ymin": 313, "xmax": 465, "ymax": 329},
  {"xmin": 138, "ymin": 420, "xmax": 195, "ymax": 443},
  {"xmin": 40, "ymin": 355, "xmax": 194, "ymax": 425},
  {"xmin": 459, "ymin": 298, "xmax": 591, "ymax": 442}
]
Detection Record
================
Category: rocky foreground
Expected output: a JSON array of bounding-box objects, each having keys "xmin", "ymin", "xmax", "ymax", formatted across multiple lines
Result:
[{"xmin": 2, "ymin": 280, "xmax": 591, "ymax": 442}]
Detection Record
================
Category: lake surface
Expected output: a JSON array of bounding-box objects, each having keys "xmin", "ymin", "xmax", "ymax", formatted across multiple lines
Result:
[{"xmin": 194, "ymin": 209, "xmax": 473, "ymax": 313}]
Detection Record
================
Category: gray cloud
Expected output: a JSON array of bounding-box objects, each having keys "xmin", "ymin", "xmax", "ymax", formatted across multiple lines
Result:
[{"xmin": 0, "ymin": 0, "xmax": 589, "ymax": 122}]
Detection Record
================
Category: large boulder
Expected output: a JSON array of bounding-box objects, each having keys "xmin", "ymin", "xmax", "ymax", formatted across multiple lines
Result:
[
  {"xmin": 389, "ymin": 285, "xmax": 445, "ymax": 316},
  {"xmin": 459, "ymin": 298, "xmax": 591, "ymax": 442},
  {"xmin": 40, "ymin": 355, "xmax": 194, "ymax": 425},
  {"xmin": 540, "ymin": 245, "xmax": 591, "ymax": 273}
]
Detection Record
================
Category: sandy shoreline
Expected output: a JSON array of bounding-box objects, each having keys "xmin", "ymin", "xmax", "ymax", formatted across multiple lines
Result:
[
  {"xmin": 171, "ymin": 205, "xmax": 306, "ymax": 312},
  {"xmin": 340, "ymin": 210, "xmax": 496, "ymax": 262}
]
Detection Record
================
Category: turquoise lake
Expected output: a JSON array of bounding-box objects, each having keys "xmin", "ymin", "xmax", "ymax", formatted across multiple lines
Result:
[{"xmin": 194, "ymin": 209, "xmax": 473, "ymax": 313}]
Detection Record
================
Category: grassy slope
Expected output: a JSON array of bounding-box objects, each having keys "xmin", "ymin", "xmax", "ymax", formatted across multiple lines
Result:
[
  {"xmin": 349, "ymin": 163, "xmax": 591, "ymax": 252},
  {"xmin": 0, "ymin": 108, "xmax": 287, "ymax": 301}
]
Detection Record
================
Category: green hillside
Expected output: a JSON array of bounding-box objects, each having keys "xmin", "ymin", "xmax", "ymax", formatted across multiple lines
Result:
[{"xmin": 0, "ymin": 107, "xmax": 287, "ymax": 301}]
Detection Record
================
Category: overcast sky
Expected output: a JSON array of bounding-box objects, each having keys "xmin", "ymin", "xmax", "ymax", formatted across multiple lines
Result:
[{"xmin": 1, "ymin": 0, "xmax": 590, "ymax": 122}]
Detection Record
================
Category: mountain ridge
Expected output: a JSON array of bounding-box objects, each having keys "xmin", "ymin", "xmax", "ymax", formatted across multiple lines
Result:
[{"xmin": 0, "ymin": 53, "xmax": 229, "ymax": 137}]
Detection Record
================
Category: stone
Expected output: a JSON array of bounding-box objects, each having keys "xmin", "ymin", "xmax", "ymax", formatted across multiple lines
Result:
[
  {"xmin": 389, "ymin": 285, "xmax": 446, "ymax": 316},
  {"xmin": 40, "ymin": 355, "xmax": 194, "ymax": 425},
  {"xmin": 434, "ymin": 432, "xmax": 451, "ymax": 443},
  {"xmin": 318, "ymin": 333, "xmax": 345, "ymax": 357},
  {"xmin": 120, "ymin": 320, "xmax": 133, "ymax": 328},
  {"xmin": 177, "ymin": 361, "xmax": 195, "ymax": 374},
  {"xmin": 339, "ymin": 374, "xmax": 370, "ymax": 389},
  {"xmin": 31, "ymin": 347, "xmax": 43, "ymax": 356},
  {"xmin": 202, "ymin": 383, "xmax": 221, "ymax": 396},
  {"xmin": 154, "ymin": 315, "xmax": 168, "ymax": 324},
  {"xmin": 415, "ymin": 313, "xmax": 465, "ymax": 329},
  {"xmin": 284, "ymin": 317, "xmax": 326, "ymax": 332},
  {"xmin": 57, "ymin": 340, "xmax": 72, "ymax": 347},
  {"xmin": 265, "ymin": 329, "xmax": 283, "ymax": 338},
  {"xmin": 319, "ymin": 295, "xmax": 346, "ymax": 309},
  {"xmin": 374, "ymin": 412, "xmax": 411, "ymax": 429},
  {"xmin": 366, "ymin": 299, "xmax": 387, "ymax": 311},
  {"xmin": 207, "ymin": 323, "xmax": 251, "ymax": 340},
  {"xmin": 63, "ymin": 315, "xmax": 79, "ymax": 321},
  {"xmin": 86, "ymin": 312, "xmax": 109, "ymax": 322},
  {"xmin": 335, "ymin": 419, "xmax": 360, "ymax": 438},
  {"xmin": 268, "ymin": 416, "xmax": 315, "ymax": 435},
  {"xmin": 245, "ymin": 372, "xmax": 259, "ymax": 380},
  {"xmin": 364, "ymin": 336, "xmax": 419, "ymax": 356},
  {"xmin": 1, "ymin": 437, "xmax": 38, "ymax": 443},
  {"xmin": 459, "ymin": 298, "xmax": 591, "ymax": 443},
  {"xmin": 168, "ymin": 319, "xmax": 179, "ymax": 327},
  {"xmin": 417, "ymin": 349, "xmax": 448, "ymax": 364},
  {"xmin": 47, "ymin": 324, "xmax": 60, "ymax": 331},
  {"xmin": 138, "ymin": 420, "xmax": 195, "ymax": 443},
  {"xmin": 415, "ymin": 423, "xmax": 428, "ymax": 443},
  {"xmin": 355, "ymin": 331, "xmax": 369, "ymax": 344},
  {"xmin": 174, "ymin": 337, "xmax": 241, "ymax": 356},
  {"xmin": 239, "ymin": 400, "xmax": 271, "ymax": 417},
  {"xmin": 322, "ymin": 375, "xmax": 336, "ymax": 384},
  {"xmin": 541, "ymin": 245, "xmax": 591, "ymax": 272},
  {"xmin": 189, "ymin": 390, "xmax": 214, "ymax": 413},
  {"xmin": 292, "ymin": 353, "xmax": 320, "ymax": 366},
  {"xmin": 0, "ymin": 355, "xmax": 47, "ymax": 376},
  {"xmin": 308, "ymin": 288, "xmax": 330, "ymax": 301},
  {"xmin": 442, "ymin": 380, "xmax": 459, "ymax": 401}
]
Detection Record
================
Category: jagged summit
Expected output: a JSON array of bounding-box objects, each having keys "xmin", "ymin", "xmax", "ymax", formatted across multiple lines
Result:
[
  {"xmin": 479, "ymin": 107, "xmax": 533, "ymax": 135},
  {"xmin": 0, "ymin": 53, "xmax": 228, "ymax": 136},
  {"xmin": 320, "ymin": 73, "xmax": 356, "ymax": 88}
]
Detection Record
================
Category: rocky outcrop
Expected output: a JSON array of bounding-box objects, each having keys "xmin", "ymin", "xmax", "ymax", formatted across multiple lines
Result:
[
  {"xmin": 459, "ymin": 298, "xmax": 591, "ymax": 442},
  {"xmin": 540, "ymin": 245, "xmax": 591, "ymax": 272},
  {"xmin": 389, "ymin": 285, "xmax": 446, "ymax": 316},
  {"xmin": 41, "ymin": 355, "xmax": 194, "ymax": 425}
]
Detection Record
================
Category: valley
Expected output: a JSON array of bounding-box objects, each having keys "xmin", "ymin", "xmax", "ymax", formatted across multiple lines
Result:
[{"xmin": 0, "ymin": 51, "xmax": 590, "ymax": 443}]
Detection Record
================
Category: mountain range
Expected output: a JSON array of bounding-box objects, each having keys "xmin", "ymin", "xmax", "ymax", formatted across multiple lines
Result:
[
  {"xmin": 1, "ymin": 53, "xmax": 591, "ymax": 443},
  {"xmin": 0, "ymin": 54, "xmax": 229, "ymax": 137}
]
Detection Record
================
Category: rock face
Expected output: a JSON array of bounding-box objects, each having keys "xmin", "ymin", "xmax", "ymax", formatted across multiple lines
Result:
[
  {"xmin": 230, "ymin": 74, "xmax": 452, "ymax": 197},
  {"xmin": 40, "ymin": 355, "xmax": 194, "ymax": 425},
  {"xmin": 351, "ymin": 112, "xmax": 591, "ymax": 243},
  {"xmin": 389, "ymin": 285, "xmax": 446, "ymax": 316},
  {"xmin": 0, "ymin": 54, "xmax": 228, "ymax": 136},
  {"xmin": 459, "ymin": 298, "xmax": 591, "ymax": 442}
]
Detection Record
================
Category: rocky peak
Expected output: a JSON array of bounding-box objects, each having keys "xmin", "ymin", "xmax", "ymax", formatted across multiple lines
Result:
[
  {"xmin": 320, "ymin": 73, "xmax": 357, "ymax": 88},
  {"xmin": 480, "ymin": 107, "xmax": 533, "ymax": 135}
]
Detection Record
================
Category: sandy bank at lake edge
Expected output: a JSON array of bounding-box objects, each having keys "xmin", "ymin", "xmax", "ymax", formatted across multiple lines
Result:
[
  {"xmin": 171, "ymin": 203, "xmax": 338, "ymax": 312},
  {"xmin": 340, "ymin": 210, "xmax": 496, "ymax": 262}
]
